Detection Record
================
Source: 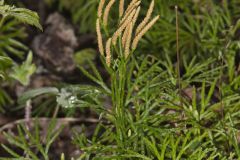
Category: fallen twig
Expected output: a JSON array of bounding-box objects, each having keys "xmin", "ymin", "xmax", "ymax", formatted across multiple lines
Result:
[{"xmin": 0, "ymin": 117, "xmax": 100, "ymax": 133}]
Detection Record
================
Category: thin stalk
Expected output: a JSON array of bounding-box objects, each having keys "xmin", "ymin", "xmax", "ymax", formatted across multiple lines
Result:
[
  {"xmin": 220, "ymin": 55, "xmax": 224, "ymax": 118},
  {"xmin": 175, "ymin": 6, "xmax": 182, "ymax": 107}
]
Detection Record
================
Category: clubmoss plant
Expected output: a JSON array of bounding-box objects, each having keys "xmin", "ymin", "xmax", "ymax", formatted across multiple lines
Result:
[{"xmin": 77, "ymin": 0, "xmax": 160, "ymax": 157}]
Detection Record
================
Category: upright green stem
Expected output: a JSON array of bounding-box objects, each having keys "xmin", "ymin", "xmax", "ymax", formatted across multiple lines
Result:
[
  {"xmin": 114, "ymin": 60, "xmax": 127, "ymax": 148},
  {"xmin": 111, "ymin": 41, "xmax": 128, "ymax": 151},
  {"xmin": 175, "ymin": 6, "xmax": 182, "ymax": 107}
]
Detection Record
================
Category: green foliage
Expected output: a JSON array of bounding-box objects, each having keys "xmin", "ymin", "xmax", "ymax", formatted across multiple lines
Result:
[
  {"xmin": 10, "ymin": 52, "xmax": 36, "ymax": 86},
  {"xmin": 0, "ymin": 19, "xmax": 28, "ymax": 58},
  {"xmin": 0, "ymin": 56, "xmax": 12, "ymax": 79},
  {"xmin": 0, "ymin": 0, "xmax": 42, "ymax": 112},
  {"xmin": 1, "ymin": 120, "xmax": 63, "ymax": 160},
  {"xmin": 2, "ymin": 0, "xmax": 240, "ymax": 159},
  {"xmin": 72, "ymin": 53, "xmax": 238, "ymax": 159},
  {"xmin": 0, "ymin": 0, "xmax": 42, "ymax": 30},
  {"xmin": 0, "ymin": 0, "xmax": 42, "ymax": 57},
  {"xmin": 74, "ymin": 49, "xmax": 97, "ymax": 67},
  {"xmin": 0, "ymin": 88, "xmax": 12, "ymax": 113},
  {"xmin": 0, "ymin": 53, "xmax": 37, "ymax": 111},
  {"xmin": 139, "ymin": 0, "xmax": 240, "ymax": 60}
]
